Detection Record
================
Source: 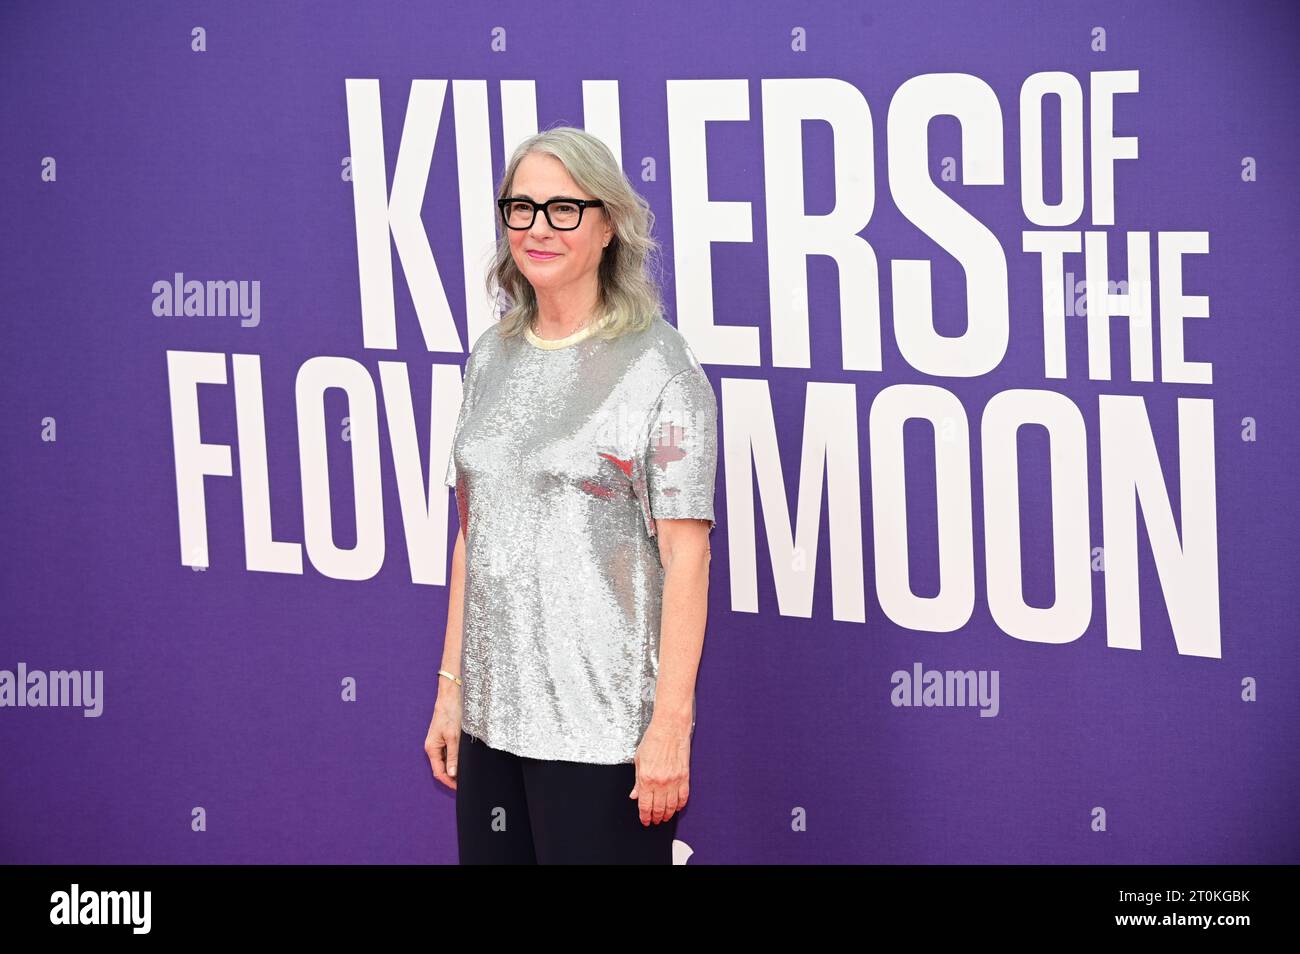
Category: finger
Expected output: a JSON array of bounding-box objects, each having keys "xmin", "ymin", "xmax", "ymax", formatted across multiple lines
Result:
[
  {"xmin": 446, "ymin": 731, "xmax": 460, "ymax": 779},
  {"xmin": 425, "ymin": 736, "xmax": 457, "ymax": 791},
  {"xmin": 664, "ymin": 789, "xmax": 679, "ymax": 821},
  {"xmin": 638, "ymin": 789, "xmax": 654, "ymax": 826},
  {"xmin": 652, "ymin": 789, "xmax": 667, "ymax": 824},
  {"xmin": 426, "ymin": 737, "xmax": 445, "ymax": 778}
]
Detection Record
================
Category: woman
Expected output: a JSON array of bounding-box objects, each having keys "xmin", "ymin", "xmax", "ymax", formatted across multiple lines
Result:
[{"xmin": 422, "ymin": 127, "xmax": 718, "ymax": 864}]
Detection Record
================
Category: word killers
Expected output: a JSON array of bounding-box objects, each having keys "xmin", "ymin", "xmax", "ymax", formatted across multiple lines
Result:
[{"xmin": 50, "ymin": 884, "xmax": 151, "ymax": 934}]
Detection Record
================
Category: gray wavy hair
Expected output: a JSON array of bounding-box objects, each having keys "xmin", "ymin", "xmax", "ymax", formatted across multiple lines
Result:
[{"xmin": 486, "ymin": 125, "xmax": 664, "ymax": 341}]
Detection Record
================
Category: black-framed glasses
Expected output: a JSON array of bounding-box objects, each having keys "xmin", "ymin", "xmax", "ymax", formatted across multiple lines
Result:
[{"xmin": 497, "ymin": 196, "xmax": 604, "ymax": 231}]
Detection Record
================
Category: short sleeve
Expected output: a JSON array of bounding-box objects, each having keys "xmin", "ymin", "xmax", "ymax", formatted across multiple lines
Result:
[
  {"xmin": 443, "ymin": 350, "xmax": 478, "ymax": 489},
  {"xmin": 642, "ymin": 365, "xmax": 718, "ymax": 534}
]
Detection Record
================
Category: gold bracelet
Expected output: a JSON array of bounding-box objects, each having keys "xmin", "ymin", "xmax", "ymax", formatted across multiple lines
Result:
[{"xmin": 438, "ymin": 669, "xmax": 462, "ymax": 688}]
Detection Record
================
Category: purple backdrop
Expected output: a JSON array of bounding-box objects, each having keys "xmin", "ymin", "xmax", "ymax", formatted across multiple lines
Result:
[{"xmin": 2, "ymin": 0, "xmax": 1297, "ymax": 863}]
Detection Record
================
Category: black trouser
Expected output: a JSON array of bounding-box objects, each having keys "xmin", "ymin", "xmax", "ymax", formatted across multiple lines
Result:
[{"xmin": 455, "ymin": 730, "xmax": 679, "ymax": 864}]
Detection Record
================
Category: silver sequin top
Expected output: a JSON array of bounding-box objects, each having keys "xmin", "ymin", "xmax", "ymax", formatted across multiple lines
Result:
[{"xmin": 444, "ymin": 313, "xmax": 718, "ymax": 764}]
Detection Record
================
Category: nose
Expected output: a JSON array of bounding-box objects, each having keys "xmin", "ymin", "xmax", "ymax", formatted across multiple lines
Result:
[{"xmin": 528, "ymin": 209, "xmax": 556, "ymax": 237}]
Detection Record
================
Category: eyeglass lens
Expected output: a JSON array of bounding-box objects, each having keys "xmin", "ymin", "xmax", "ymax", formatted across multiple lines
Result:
[{"xmin": 503, "ymin": 200, "xmax": 583, "ymax": 229}]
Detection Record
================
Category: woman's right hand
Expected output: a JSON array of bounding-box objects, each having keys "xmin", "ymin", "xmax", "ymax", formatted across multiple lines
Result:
[{"xmin": 425, "ymin": 687, "xmax": 463, "ymax": 791}]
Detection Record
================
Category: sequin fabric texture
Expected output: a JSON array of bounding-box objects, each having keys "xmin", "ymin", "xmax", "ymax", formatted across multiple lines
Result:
[{"xmin": 444, "ymin": 314, "xmax": 718, "ymax": 764}]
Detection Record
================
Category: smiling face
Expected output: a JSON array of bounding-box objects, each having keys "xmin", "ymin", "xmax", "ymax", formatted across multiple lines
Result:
[{"xmin": 505, "ymin": 152, "xmax": 613, "ymax": 299}]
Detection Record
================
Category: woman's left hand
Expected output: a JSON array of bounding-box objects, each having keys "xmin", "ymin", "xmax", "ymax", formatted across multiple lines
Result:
[{"xmin": 630, "ymin": 718, "xmax": 691, "ymax": 826}]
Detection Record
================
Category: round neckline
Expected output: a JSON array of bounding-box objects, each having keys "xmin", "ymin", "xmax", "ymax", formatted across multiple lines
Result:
[{"xmin": 524, "ymin": 314, "xmax": 610, "ymax": 350}]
